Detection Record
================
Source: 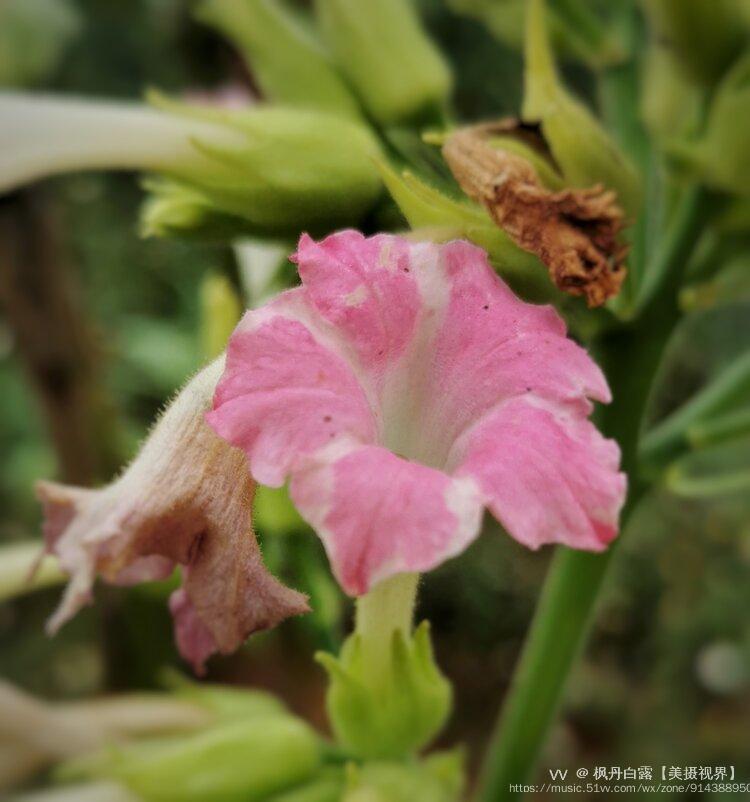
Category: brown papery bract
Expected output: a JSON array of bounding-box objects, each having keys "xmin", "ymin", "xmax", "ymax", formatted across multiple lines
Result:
[{"xmin": 443, "ymin": 122, "xmax": 628, "ymax": 307}]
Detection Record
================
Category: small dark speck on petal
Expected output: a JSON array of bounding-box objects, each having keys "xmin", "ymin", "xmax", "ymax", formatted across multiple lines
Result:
[
  {"xmin": 526, "ymin": 386, "xmax": 532, "ymax": 392},
  {"xmin": 323, "ymin": 415, "xmax": 332, "ymax": 422},
  {"xmin": 483, "ymin": 304, "xmax": 489, "ymax": 310}
]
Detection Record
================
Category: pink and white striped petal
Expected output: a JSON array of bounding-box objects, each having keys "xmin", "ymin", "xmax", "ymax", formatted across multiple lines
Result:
[
  {"xmin": 207, "ymin": 289, "xmax": 377, "ymax": 487},
  {"xmin": 450, "ymin": 397, "xmax": 625, "ymax": 551},
  {"xmin": 210, "ymin": 231, "xmax": 627, "ymax": 595},
  {"xmin": 289, "ymin": 441, "xmax": 483, "ymax": 595},
  {"xmin": 294, "ymin": 232, "xmax": 421, "ymax": 382}
]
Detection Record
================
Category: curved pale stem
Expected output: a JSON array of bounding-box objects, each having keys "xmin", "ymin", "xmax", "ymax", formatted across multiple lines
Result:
[{"xmin": 0, "ymin": 92, "xmax": 239, "ymax": 194}]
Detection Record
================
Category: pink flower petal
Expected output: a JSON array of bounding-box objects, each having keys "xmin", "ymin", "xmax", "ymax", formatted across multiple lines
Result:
[
  {"xmin": 207, "ymin": 289, "xmax": 377, "ymax": 486},
  {"xmin": 211, "ymin": 232, "xmax": 626, "ymax": 594},
  {"xmin": 169, "ymin": 587, "xmax": 217, "ymax": 674},
  {"xmin": 290, "ymin": 441, "xmax": 483, "ymax": 595},
  {"xmin": 416, "ymin": 240, "xmax": 611, "ymax": 461},
  {"xmin": 293, "ymin": 231, "xmax": 421, "ymax": 379},
  {"xmin": 450, "ymin": 397, "xmax": 626, "ymax": 551}
]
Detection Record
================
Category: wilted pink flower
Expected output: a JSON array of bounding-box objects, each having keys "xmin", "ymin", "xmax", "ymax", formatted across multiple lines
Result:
[
  {"xmin": 208, "ymin": 231, "xmax": 626, "ymax": 596},
  {"xmin": 37, "ymin": 360, "xmax": 308, "ymax": 673}
]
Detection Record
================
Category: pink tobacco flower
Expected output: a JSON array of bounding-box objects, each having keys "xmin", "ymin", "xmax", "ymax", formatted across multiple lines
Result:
[
  {"xmin": 37, "ymin": 360, "xmax": 308, "ymax": 673},
  {"xmin": 208, "ymin": 231, "xmax": 626, "ymax": 596}
]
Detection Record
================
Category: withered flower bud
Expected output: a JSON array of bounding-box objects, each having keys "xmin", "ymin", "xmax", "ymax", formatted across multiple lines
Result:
[
  {"xmin": 443, "ymin": 122, "xmax": 627, "ymax": 307},
  {"xmin": 37, "ymin": 359, "xmax": 308, "ymax": 673}
]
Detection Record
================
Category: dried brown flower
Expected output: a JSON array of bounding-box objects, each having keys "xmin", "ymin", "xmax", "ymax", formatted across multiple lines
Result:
[{"xmin": 443, "ymin": 121, "xmax": 628, "ymax": 307}]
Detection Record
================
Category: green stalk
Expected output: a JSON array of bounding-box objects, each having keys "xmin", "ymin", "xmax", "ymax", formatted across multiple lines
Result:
[
  {"xmin": 688, "ymin": 407, "xmax": 750, "ymax": 449},
  {"xmin": 354, "ymin": 572, "xmax": 419, "ymax": 685},
  {"xmin": 476, "ymin": 185, "xmax": 713, "ymax": 801},
  {"xmin": 639, "ymin": 351, "xmax": 750, "ymax": 467}
]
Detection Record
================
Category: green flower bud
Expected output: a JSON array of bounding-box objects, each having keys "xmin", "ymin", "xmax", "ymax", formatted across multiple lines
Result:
[
  {"xmin": 523, "ymin": 0, "xmax": 642, "ymax": 216},
  {"xmin": 343, "ymin": 751, "xmax": 464, "ymax": 802},
  {"xmin": 0, "ymin": 0, "xmax": 80, "ymax": 88},
  {"xmin": 642, "ymin": 0, "xmax": 746, "ymax": 86},
  {"xmin": 314, "ymin": 0, "xmax": 453, "ymax": 126},
  {"xmin": 65, "ymin": 716, "xmax": 321, "ymax": 802},
  {"xmin": 317, "ymin": 622, "xmax": 451, "ymax": 760},
  {"xmin": 196, "ymin": 0, "xmax": 360, "ymax": 118},
  {"xmin": 671, "ymin": 49, "xmax": 750, "ymax": 197},
  {"xmin": 142, "ymin": 93, "xmax": 383, "ymax": 238}
]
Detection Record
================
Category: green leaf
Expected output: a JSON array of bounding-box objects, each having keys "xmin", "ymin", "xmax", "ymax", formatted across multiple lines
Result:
[
  {"xmin": 667, "ymin": 438, "xmax": 750, "ymax": 498},
  {"xmin": 640, "ymin": 351, "xmax": 750, "ymax": 469},
  {"xmin": 523, "ymin": 0, "xmax": 642, "ymax": 216}
]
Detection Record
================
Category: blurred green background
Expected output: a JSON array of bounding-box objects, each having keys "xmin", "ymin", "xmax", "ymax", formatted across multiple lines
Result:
[{"xmin": 0, "ymin": 1, "xmax": 749, "ymax": 799}]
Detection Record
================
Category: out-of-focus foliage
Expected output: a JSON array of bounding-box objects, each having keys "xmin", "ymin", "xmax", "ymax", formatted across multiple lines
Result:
[
  {"xmin": 0, "ymin": 0, "xmax": 81, "ymax": 87},
  {"xmin": 446, "ymin": 0, "xmax": 624, "ymax": 69}
]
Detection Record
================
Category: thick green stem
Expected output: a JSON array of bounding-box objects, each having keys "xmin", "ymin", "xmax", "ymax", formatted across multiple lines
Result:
[
  {"xmin": 355, "ymin": 572, "xmax": 419, "ymax": 684},
  {"xmin": 476, "ymin": 186, "xmax": 713, "ymax": 801}
]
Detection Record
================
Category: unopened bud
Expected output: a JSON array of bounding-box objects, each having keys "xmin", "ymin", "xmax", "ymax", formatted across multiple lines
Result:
[
  {"xmin": 265, "ymin": 768, "xmax": 346, "ymax": 801},
  {"xmin": 315, "ymin": 0, "xmax": 452, "ymax": 126},
  {"xmin": 142, "ymin": 93, "xmax": 383, "ymax": 237},
  {"xmin": 523, "ymin": 0, "xmax": 641, "ymax": 216},
  {"xmin": 196, "ymin": 0, "xmax": 360, "ymax": 118},
  {"xmin": 162, "ymin": 670, "xmax": 288, "ymax": 723},
  {"xmin": 65, "ymin": 716, "xmax": 321, "ymax": 802}
]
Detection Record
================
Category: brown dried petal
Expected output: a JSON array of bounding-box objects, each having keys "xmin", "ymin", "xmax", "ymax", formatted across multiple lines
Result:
[
  {"xmin": 37, "ymin": 359, "xmax": 308, "ymax": 673},
  {"xmin": 443, "ymin": 122, "xmax": 628, "ymax": 307}
]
